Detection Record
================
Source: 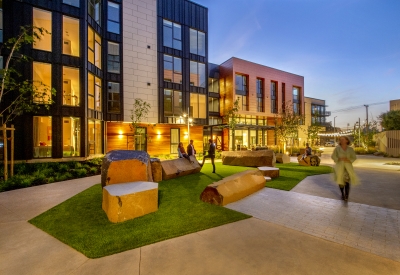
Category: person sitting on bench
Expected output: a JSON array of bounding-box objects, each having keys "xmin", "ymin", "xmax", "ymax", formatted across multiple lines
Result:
[
  {"xmin": 302, "ymin": 143, "xmax": 313, "ymax": 163},
  {"xmin": 177, "ymin": 142, "xmax": 193, "ymax": 163}
]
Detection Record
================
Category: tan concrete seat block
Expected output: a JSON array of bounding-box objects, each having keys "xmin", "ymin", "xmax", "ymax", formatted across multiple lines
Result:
[
  {"xmin": 221, "ymin": 150, "xmax": 276, "ymax": 167},
  {"xmin": 200, "ymin": 169, "xmax": 265, "ymax": 206},
  {"xmin": 101, "ymin": 150, "xmax": 153, "ymax": 187},
  {"xmin": 102, "ymin": 181, "xmax": 158, "ymax": 223},
  {"xmin": 297, "ymin": 155, "xmax": 321, "ymax": 166},
  {"xmin": 161, "ymin": 156, "xmax": 201, "ymax": 180},
  {"xmin": 258, "ymin": 167, "xmax": 280, "ymax": 178},
  {"xmin": 264, "ymin": 176, "xmax": 272, "ymax": 182},
  {"xmin": 275, "ymin": 153, "xmax": 291, "ymax": 164}
]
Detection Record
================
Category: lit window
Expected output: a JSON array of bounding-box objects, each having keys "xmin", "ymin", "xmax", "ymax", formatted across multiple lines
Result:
[
  {"xmin": 63, "ymin": 0, "xmax": 80, "ymax": 8},
  {"xmin": 163, "ymin": 19, "xmax": 181, "ymax": 50},
  {"xmin": 88, "ymin": 26, "xmax": 102, "ymax": 69},
  {"xmin": 63, "ymin": 16, "xmax": 80, "ymax": 57},
  {"xmin": 88, "ymin": 119, "xmax": 102, "ymax": 155},
  {"xmin": 107, "ymin": 42, "xmax": 120, "ymax": 73},
  {"xmin": 190, "ymin": 29, "xmax": 206, "ymax": 56},
  {"xmin": 62, "ymin": 117, "xmax": 81, "ymax": 157},
  {"xmin": 208, "ymin": 97, "xmax": 219, "ymax": 112},
  {"xmin": 163, "ymin": 55, "xmax": 182, "ymax": 83},
  {"xmin": 33, "ymin": 8, "xmax": 52, "ymax": 52},
  {"xmin": 164, "ymin": 89, "xmax": 182, "ymax": 116},
  {"xmin": 88, "ymin": 73, "xmax": 102, "ymax": 111},
  {"xmin": 208, "ymin": 78, "xmax": 219, "ymax": 93},
  {"xmin": 190, "ymin": 93, "xmax": 206, "ymax": 119},
  {"xmin": 190, "ymin": 61, "xmax": 206, "ymax": 88},
  {"xmin": 293, "ymin": 87, "xmax": 301, "ymax": 115},
  {"xmin": 88, "ymin": 0, "xmax": 101, "ymax": 25},
  {"xmin": 107, "ymin": 2, "xmax": 120, "ymax": 34},
  {"xmin": 235, "ymin": 74, "xmax": 248, "ymax": 111},
  {"xmin": 63, "ymin": 66, "xmax": 80, "ymax": 106},
  {"xmin": 33, "ymin": 62, "xmax": 52, "ymax": 104},
  {"xmin": 33, "ymin": 116, "xmax": 52, "ymax": 158},
  {"xmin": 107, "ymin": 82, "xmax": 120, "ymax": 113}
]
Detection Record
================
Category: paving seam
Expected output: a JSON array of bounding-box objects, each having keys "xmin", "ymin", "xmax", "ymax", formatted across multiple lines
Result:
[{"xmin": 226, "ymin": 188, "xmax": 400, "ymax": 263}]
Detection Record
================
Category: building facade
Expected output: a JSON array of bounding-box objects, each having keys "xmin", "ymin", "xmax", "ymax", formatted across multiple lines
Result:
[{"xmin": 390, "ymin": 99, "xmax": 400, "ymax": 111}]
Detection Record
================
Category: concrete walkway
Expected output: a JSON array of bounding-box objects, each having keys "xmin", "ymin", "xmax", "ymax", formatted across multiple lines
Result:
[{"xmin": 1, "ymin": 171, "xmax": 400, "ymax": 274}]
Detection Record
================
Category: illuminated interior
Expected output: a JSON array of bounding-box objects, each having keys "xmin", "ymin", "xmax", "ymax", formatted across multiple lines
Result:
[
  {"xmin": 33, "ymin": 8, "xmax": 52, "ymax": 52},
  {"xmin": 62, "ymin": 117, "xmax": 81, "ymax": 156},
  {"xmin": 63, "ymin": 66, "xmax": 80, "ymax": 106},
  {"xmin": 33, "ymin": 62, "xmax": 52, "ymax": 103},
  {"xmin": 63, "ymin": 16, "xmax": 80, "ymax": 57},
  {"xmin": 33, "ymin": 116, "xmax": 52, "ymax": 158}
]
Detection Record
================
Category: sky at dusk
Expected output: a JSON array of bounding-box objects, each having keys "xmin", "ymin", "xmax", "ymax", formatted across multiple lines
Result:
[{"xmin": 196, "ymin": 0, "xmax": 400, "ymax": 128}]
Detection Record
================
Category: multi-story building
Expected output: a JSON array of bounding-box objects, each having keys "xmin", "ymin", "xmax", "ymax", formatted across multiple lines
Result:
[
  {"xmin": 390, "ymin": 99, "xmax": 400, "ymax": 111},
  {"xmin": 2, "ymin": 0, "xmax": 312, "ymax": 160}
]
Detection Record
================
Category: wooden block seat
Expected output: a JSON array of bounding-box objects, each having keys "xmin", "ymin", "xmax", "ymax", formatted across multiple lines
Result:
[
  {"xmin": 258, "ymin": 167, "xmax": 280, "ymax": 178},
  {"xmin": 161, "ymin": 156, "xmax": 201, "ymax": 180},
  {"xmin": 200, "ymin": 169, "xmax": 266, "ymax": 206},
  {"xmin": 221, "ymin": 150, "xmax": 276, "ymax": 167},
  {"xmin": 297, "ymin": 155, "xmax": 321, "ymax": 166},
  {"xmin": 264, "ymin": 176, "xmax": 272, "ymax": 182},
  {"xmin": 102, "ymin": 181, "xmax": 158, "ymax": 223},
  {"xmin": 275, "ymin": 153, "xmax": 291, "ymax": 164}
]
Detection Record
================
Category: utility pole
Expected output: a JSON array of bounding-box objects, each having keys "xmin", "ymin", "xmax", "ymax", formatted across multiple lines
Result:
[{"xmin": 364, "ymin": 105, "xmax": 369, "ymax": 134}]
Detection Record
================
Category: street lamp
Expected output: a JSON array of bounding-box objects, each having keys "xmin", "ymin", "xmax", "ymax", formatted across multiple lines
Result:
[{"xmin": 334, "ymin": 116, "xmax": 337, "ymax": 145}]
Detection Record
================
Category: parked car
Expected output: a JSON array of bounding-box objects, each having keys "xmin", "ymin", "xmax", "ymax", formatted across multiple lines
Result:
[{"xmin": 324, "ymin": 141, "xmax": 335, "ymax": 147}]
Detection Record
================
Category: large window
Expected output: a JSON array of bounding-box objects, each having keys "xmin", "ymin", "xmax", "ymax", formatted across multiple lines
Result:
[
  {"xmin": 164, "ymin": 89, "xmax": 182, "ymax": 116},
  {"xmin": 256, "ymin": 79, "xmax": 264, "ymax": 112},
  {"xmin": 189, "ymin": 29, "xmax": 205, "ymax": 56},
  {"xmin": 88, "ymin": 0, "xmax": 101, "ymax": 25},
  {"xmin": 63, "ymin": 16, "xmax": 80, "ymax": 57},
  {"xmin": 163, "ymin": 20, "xmax": 181, "ymax": 50},
  {"xmin": 163, "ymin": 55, "xmax": 182, "ymax": 83},
  {"xmin": 62, "ymin": 117, "xmax": 81, "ymax": 157},
  {"xmin": 293, "ymin": 87, "xmax": 301, "ymax": 115},
  {"xmin": 88, "ymin": 73, "xmax": 102, "ymax": 111},
  {"xmin": 190, "ymin": 61, "xmax": 206, "ymax": 87},
  {"xmin": 107, "ymin": 82, "xmax": 120, "ymax": 113},
  {"xmin": 271, "ymin": 81, "xmax": 278, "ymax": 114},
  {"xmin": 235, "ymin": 74, "xmax": 248, "ymax": 111},
  {"xmin": 88, "ymin": 119, "xmax": 102, "ymax": 155},
  {"xmin": 282, "ymin": 83, "xmax": 286, "ymax": 112},
  {"xmin": 33, "ymin": 8, "xmax": 52, "ymax": 52},
  {"xmin": 107, "ymin": 2, "xmax": 120, "ymax": 34},
  {"xmin": 190, "ymin": 93, "xmax": 206, "ymax": 119},
  {"xmin": 63, "ymin": 0, "xmax": 80, "ymax": 7},
  {"xmin": 33, "ymin": 116, "xmax": 52, "ymax": 158},
  {"xmin": 107, "ymin": 42, "xmax": 120, "ymax": 73},
  {"xmin": 88, "ymin": 26, "xmax": 102, "ymax": 69},
  {"xmin": 63, "ymin": 67, "xmax": 80, "ymax": 106},
  {"xmin": 170, "ymin": 128, "xmax": 180, "ymax": 154},
  {"xmin": 209, "ymin": 116, "xmax": 222, "ymax": 125},
  {"xmin": 208, "ymin": 97, "xmax": 219, "ymax": 113},
  {"xmin": 33, "ymin": 62, "xmax": 52, "ymax": 104},
  {"xmin": 208, "ymin": 78, "xmax": 219, "ymax": 93}
]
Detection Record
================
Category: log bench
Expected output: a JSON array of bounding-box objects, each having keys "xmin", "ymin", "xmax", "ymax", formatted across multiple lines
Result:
[
  {"xmin": 161, "ymin": 156, "xmax": 201, "ymax": 180},
  {"xmin": 221, "ymin": 150, "xmax": 276, "ymax": 167},
  {"xmin": 200, "ymin": 169, "xmax": 266, "ymax": 206},
  {"xmin": 102, "ymin": 181, "xmax": 158, "ymax": 223},
  {"xmin": 257, "ymin": 167, "xmax": 280, "ymax": 178},
  {"xmin": 297, "ymin": 155, "xmax": 321, "ymax": 166}
]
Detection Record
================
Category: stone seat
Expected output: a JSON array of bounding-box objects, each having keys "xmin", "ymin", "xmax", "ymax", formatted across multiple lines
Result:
[
  {"xmin": 102, "ymin": 181, "xmax": 158, "ymax": 223},
  {"xmin": 264, "ymin": 176, "xmax": 272, "ymax": 182},
  {"xmin": 257, "ymin": 167, "xmax": 280, "ymax": 178},
  {"xmin": 200, "ymin": 169, "xmax": 265, "ymax": 206},
  {"xmin": 297, "ymin": 155, "xmax": 321, "ymax": 166},
  {"xmin": 275, "ymin": 153, "xmax": 290, "ymax": 164},
  {"xmin": 161, "ymin": 156, "xmax": 201, "ymax": 180},
  {"xmin": 221, "ymin": 150, "xmax": 276, "ymax": 167}
]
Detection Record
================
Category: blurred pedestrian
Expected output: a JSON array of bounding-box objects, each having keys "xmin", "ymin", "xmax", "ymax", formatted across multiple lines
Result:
[{"xmin": 201, "ymin": 139, "xmax": 216, "ymax": 173}]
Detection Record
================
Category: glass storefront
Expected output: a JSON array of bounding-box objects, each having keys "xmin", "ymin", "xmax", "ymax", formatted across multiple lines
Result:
[
  {"xmin": 88, "ymin": 119, "xmax": 103, "ymax": 155},
  {"xmin": 33, "ymin": 116, "xmax": 52, "ymax": 158},
  {"xmin": 63, "ymin": 117, "xmax": 81, "ymax": 157}
]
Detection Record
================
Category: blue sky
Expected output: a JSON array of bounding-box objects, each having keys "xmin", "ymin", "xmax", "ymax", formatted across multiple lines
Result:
[{"xmin": 196, "ymin": 0, "xmax": 400, "ymax": 128}]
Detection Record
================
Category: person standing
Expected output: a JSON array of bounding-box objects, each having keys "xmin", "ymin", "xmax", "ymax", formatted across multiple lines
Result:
[
  {"xmin": 331, "ymin": 136, "xmax": 358, "ymax": 201},
  {"xmin": 187, "ymin": 139, "xmax": 196, "ymax": 157},
  {"xmin": 201, "ymin": 139, "xmax": 216, "ymax": 173}
]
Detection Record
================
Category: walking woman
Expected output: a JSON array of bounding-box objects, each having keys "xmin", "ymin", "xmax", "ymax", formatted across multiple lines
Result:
[{"xmin": 331, "ymin": 136, "xmax": 358, "ymax": 201}]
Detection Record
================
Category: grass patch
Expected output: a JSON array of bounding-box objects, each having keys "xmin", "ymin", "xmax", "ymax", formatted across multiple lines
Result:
[
  {"xmin": 266, "ymin": 163, "xmax": 332, "ymax": 191},
  {"xmin": 29, "ymin": 163, "xmax": 251, "ymax": 258}
]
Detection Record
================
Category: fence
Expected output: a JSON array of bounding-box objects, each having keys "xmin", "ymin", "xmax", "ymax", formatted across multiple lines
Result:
[{"xmin": 375, "ymin": 130, "xmax": 400, "ymax": 157}]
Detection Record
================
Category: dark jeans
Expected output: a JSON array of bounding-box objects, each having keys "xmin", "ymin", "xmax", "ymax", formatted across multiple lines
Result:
[
  {"xmin": 180, "ymin": 153, "xmax": 191, "ymax": 161},
  {"xmin": 201, "ymin": 154, "xmax": 215, "ymax": 172}
]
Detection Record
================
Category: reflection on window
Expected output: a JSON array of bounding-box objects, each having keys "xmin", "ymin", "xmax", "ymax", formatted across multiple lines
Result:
[
  {"xmin": 107, "ymin": 2, "xmax": 120, "ymax": 34},
  {"xmin": 62, "ymin": 117, "xmax": 80, "ymax": 157},
  {"xmin": 257, "ymin": 79, "xmax": 264, "ymax": 112},
  {"xmin": 88, "ymin": 0, "xmax": 101, "ymax": 25},
  {"xmin": 208, "ymin": 97, "xmax": 219, "ymax": 112},
  {"xmin": 33, "ymin": 62, "xmax": 52, "ymax": 104},
  {"xmin": 107, "ymin": 42, "xmax": 120, "ymax": 73},
  {"xmin": 235, "ymin": 74, "xmax": 247, "ymax": 94},
  {"xmin": 163, "ymin": 55, "xmax": 182, "ymax": 83},
  {"xmin": 293, "ymin": 86, "xmax": 300, "ymax": 115},
  {"xmin": 209, "ymin": 116, "xmax": 222, "ymax": 125},
  {"xmin": 107, "ymin": 82, "xmax": 120, "ymax": 113},
  {"xmin": 88, "ymin": 119, "xmax": 102, "ymax": 155},
  {"xmin": 190, "ymin": 61, "xmax": 206, "ymax": 88},
  {"xmin": 190, "ymin": 93, "xmax": 206, "ymax": 119},
  {"xmin": 33, "ymin": 8, "xmax": 52, "ymax": 52},
  {"xmin": 163, "ymin": 19, "xmax": 181, "ymax": 50},
  {"xmin": 208, "ymin": 78, "xmax": 219, "ymax": 93},
  {"xmin": 63, "ymin": 16, "xmax": 80, "ymax": 57},
  {"xmin": 271, "ymin": 81, "xmax": 277, "ymax": 114},
  {"xmin": 63, "ymin": 0, "xmax": 80, "ymax": 8},
  {"xmin": 164, "ymin": 89, "xmax": 182, "ymax": 117},
  {"xmin": 88, "ymin": 73, "xmax": 102, "ymax": 111},
  {"xmin": 33, "ymin": 116, "xmax": 52, "ymax": 158},
  {"xmin": 88, "ymin": 26, "xmax": 102, "ymax": 69},
  {"xmin": 190, "ymin": 28, "xmax": 206, "ymax": 56},
  {"xmin": 63, "ymin": 66, "xmax": 80, "ymax": 106}
]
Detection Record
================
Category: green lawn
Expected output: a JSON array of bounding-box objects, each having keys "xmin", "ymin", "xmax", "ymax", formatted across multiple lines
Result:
[
  {"xmin": 267, "ymin": 163, "xmax": 332, "ymax": 191},
  {"xmin": 29, "ymin": 162, "xmax": 332, "ymax": 258}
]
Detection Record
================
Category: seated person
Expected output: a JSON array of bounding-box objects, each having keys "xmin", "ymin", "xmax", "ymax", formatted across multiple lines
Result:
[
  {"xmin": 177, "ymin": 142, "xmax": 193, "ymax": 163},
  {"xmin": 301, "ymin": 143, "xmax": 313, "ymax": 162}
]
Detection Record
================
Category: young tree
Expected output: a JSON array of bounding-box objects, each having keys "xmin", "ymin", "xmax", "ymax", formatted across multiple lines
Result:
[
  {"xmin": 379, "ymin": 110, "xmax": 400, "ymax": 130},
  {"xmin": 307, "ymin": 111, "xmax": 323, "ymax": 146},
  {"xmin": 223, "ymin": 97, "xmax": 240, "ymax": 150},
  {"xmin": 130, "ymin": 98, "xmax": 151, "ymax": 150},
  {"xmin": 0, "ymin": 26, "xmax": 55, "ymax": 125},
  {"xmin": 353, "ymin": 119, "xmax": 379, "ymax": 148}
]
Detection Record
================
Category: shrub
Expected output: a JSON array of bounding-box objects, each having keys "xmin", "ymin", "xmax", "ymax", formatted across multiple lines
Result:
[
  {"xmin": 58, "ymin": 164, "xmax": 69, "ymax": 173},
  {"xmin": 72, "ymin": 168, "xmax": 88, "ymax": 178}
]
